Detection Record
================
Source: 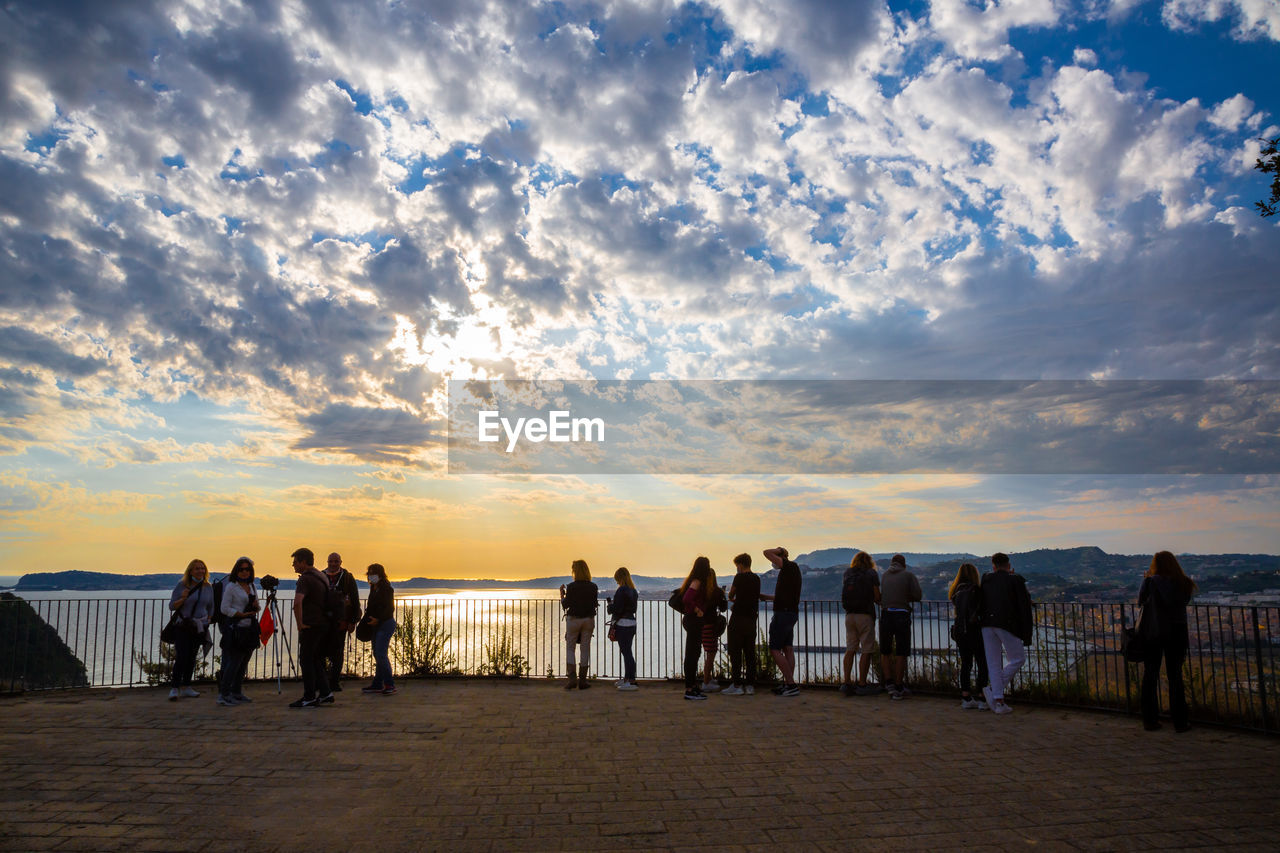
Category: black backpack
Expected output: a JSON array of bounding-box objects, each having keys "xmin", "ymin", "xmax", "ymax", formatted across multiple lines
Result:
[
  {"xmin": 841, "ymin": 569, "xmax": 875, "ymax": 613},
  {"xmin": 210, "ymin": 578, "xmax": 227, "ymax": 629},
  {"xmin": 323, "ymin": 571, "xmax": 349, "ymax": 623}
]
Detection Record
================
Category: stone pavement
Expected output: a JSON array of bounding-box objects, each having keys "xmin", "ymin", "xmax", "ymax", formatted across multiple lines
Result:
[{"xmin": 1, "ymin": 678, "xmax": 1277, "ymax": 852}]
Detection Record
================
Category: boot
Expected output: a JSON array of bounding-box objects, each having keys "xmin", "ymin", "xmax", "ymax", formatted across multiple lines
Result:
[
  {"xmin": 565, "ymin": 669, "xmax": 577, "ymax": 689},
  {"xmin": 578, "ymin": 664, "xmax": 590, "ymax": 689}
]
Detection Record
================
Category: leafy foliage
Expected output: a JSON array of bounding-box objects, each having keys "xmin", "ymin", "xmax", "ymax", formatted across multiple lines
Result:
[
  {"xmin": 0, "ymin": 593, "xmax": 89, "ymax": 690},
  {"xmin": 1257, "ymin": 136, "xmax": 1280, "ymax": 218},
  {"xmin": 478, "ymin": 628, "xmax": 531, "ymax": 677},
  {"xmin": 392, "ymin": 606, "xmax": 457, "ymax": 676}
]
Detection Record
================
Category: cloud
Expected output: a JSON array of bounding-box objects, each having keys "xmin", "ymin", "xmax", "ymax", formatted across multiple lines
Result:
[
  {"xmin": 293, "ymin": 403, "xmax": 440, "ymax": 463},
  {"xmin": 1161, "ymin": 0, "xmax": 1280, "ymax": 41}
]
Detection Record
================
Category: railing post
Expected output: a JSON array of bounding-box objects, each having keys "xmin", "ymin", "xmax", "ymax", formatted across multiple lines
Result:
[
  {"xmin": 1120, "ymin": 602, "xmax": 1133, "ymax": 715},
  {"xmin": 1252, "ymin": 606, "xmax": 1272, "ymax": 732}
]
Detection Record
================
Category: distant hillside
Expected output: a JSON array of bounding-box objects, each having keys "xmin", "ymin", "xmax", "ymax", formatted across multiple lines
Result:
[
  {"xmin": 797, "ymin": 548, "xmax": 980, "ymax": 569},
  {"xmin": 0, "ymin": 592, "xmax": 89, "ymax": 690}
]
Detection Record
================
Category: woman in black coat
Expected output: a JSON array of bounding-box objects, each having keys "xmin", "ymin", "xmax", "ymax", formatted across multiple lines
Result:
[{"xmin": 1138, "ymin": 551, "xmax": 1197, "ymax": 732}]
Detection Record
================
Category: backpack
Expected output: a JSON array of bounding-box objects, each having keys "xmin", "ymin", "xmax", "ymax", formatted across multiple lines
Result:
[
  {"xmin": 210, "ymin": 578, "xmax": 227, "ymax": 629},
  {"xmin": 841, "ymin": 569, "xmax": 875, "ymax": 613},
  {"xmin": 323, "ymin": 571, "xmax": 349, "ymax": 624},
  {"xmin": 951, "ymin": 583, "xmax": 981, "ymax": 639}
]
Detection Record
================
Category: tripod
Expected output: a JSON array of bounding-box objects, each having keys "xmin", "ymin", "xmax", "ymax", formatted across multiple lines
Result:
[{"xmin": 263, "ymin": 588, "xmax": 296, "ymax": 694}]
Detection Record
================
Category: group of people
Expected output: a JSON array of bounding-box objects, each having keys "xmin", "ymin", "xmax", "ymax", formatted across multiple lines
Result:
[
  {"xmin": 164, "ymin": 548, "xmax": 399, "ymax": 708},
  {"xmin": 560, "ymin": 547, "xmax": 1198, "ymax": 729}
]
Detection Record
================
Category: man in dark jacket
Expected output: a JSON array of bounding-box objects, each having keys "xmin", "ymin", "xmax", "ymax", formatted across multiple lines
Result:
[
  {"xmin": 290, "ymin": 547, "xmax": 333, "ymax": 708},
  {"xmin": 321, "ymin": 552, "xmax": 362, "ymax": 692},
  {"xmin": 979, "ymin": 552, "xmax": 1034, "ymax": 715}
]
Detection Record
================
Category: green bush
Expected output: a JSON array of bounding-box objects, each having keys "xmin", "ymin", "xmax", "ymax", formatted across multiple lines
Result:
[{"xmin": 392, "ymin": 606, "xmax": 457, "ymax": 676}]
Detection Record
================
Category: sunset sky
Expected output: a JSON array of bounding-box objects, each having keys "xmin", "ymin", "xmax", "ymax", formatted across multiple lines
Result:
[{"xmin": 2, "ymin": 0, "xmax": 1278, "ymax": 582}]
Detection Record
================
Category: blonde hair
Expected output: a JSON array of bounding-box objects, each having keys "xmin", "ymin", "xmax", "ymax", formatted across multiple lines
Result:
[
  {"xmin": 614, "ymin": 567, "xmax": 636, "ymax": 589},
  {"xmin": 181, "ymin": 559, "xmax": 209, "ymax": 588},
  {"xmin": 948, "ymin": 563, "xmax": 980, "ymax": 601},
  {"xmin": 571, "ymin": 559, "xmax": 591, "ymax": 582}
]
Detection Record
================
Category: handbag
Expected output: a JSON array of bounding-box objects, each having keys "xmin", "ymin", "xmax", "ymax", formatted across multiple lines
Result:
[
  {"xmin": 232, "ymin": 623, "xmax": 260, "ymax": 651},
  {"xmin": 160, "ymin": 612, "xmax": 181, "ymax": 644},
  {"xmin": 667, "ymin": 588, "xmax": 684, "ymax": 613},
  {"xmin": 1121, "ymin": 604, "xmax": 1146, "ymax": 663},
  {"xmin": 355, "ymin": 618, "xmax": 374, "ymax": 642}
]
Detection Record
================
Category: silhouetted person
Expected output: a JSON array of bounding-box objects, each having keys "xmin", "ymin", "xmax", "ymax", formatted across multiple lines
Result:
[
  {"xmin": 1139, "ymin": 551, "xmax": 1196, "ymax": 732},
  {"xmin": 290, "ymin": 547, "xmax": 332, "ymax": 708}
]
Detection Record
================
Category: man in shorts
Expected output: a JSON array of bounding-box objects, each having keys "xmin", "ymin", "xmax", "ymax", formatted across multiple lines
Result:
[
  {"xmin": 879, "ymin": 554, "xmax": 921, "ymax": 700},
  {"xmin": 760, "ymin": 546, "xmax": 801, "ymax": 697}
]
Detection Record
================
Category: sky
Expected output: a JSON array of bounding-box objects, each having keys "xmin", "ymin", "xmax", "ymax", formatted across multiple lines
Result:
[{"xmin": 1, "ymin": 0, "xmax": 1278, "ymax": 582}]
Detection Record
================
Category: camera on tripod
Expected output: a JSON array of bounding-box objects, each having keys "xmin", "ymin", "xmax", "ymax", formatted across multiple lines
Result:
[{"xmin": 260, "ymin": 574, "xmax": 279, "ymax": 593}]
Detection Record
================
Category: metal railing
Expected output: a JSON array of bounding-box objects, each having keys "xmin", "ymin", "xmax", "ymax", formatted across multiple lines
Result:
[{"xmin": 2, "ymin": 593, "xmax": 1276, "ymax": 732}]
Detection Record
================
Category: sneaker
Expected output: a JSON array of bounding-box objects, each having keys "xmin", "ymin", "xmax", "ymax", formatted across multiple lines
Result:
[
  {"xmin": 976, "ymin": 700, "xmax": 990, "ymax": 711},
  {"xmin": 361, "ymin": 684, "xmax": 383, "ymax": 694},
  {"xmin": 318, "ymin": 692, "xmax": 335, "ymax": 705},
  {"xmin": 982, "ymin": 685, "xmax": 995, "ymax": 708},
  {"xmin": 289, "ymin": 697, "xmax": 318, "ymax": 708},
  {"xmin": 180, "ymin": 687, "xmax": 200, "ymax": 698},
  {"xmin": 701, "ymin": 680, "xmax": 720, "ymax": 692},
  {"xmin": 168, "ymin": 688, "xmax": 179, "ymax": 701},
  {"xmin": 992, "ymin": 699, "xmax": 1013, "ymax": 715},
  {"xmin": 780, "ymin": 684, "xmax": 800, "ymax": 697},
  {"xmin": 684, "ymin": 689, "xmax": 707, "ymax": 701},
  {"xmin": 839, "ymin": 683, "xmax": 853, "ymax": 696},
  {"xmin": 720, "ymin": 685, "xmax": 744, "ymax": 695},
  {"xmin": 771, "ymin": 684, "xmax": 786, "ymax": 695},
  {"xmin": 616, "ymin": 682, "xmax": 639, "ymax": 691},
  {"xmin": 232, "ymin": 693, "xmax": 252, "ymax": 703},
  {"xmin": 381, "ymin": 686, "xmax": 397, "ymax": 695},
  {"xmin": 216, "ymin": 694, "xmax": 236, "ymax": 706},
  {"xmin": 889, "ymin": 687, "xmax": 904, "ymax": 700},
  {"xmin": 615, "ymin": 678, "xmax": 627, "ymax": 688},
  {"xmin": 744, "ymin": 685, "xmax": 755, "ymax": 695},
  {"xmin": 961, "ymin": 697, "xmax": 980, "ymax": 710}
]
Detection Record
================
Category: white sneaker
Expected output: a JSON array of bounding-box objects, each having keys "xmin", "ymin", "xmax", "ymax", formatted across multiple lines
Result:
[
  {"xmin": 744, "ymin": 685, "xmax": 755, "ymax": 695},
  {"xmin": 615, "ymin": 679, "xmax": 626, "ymax": 687},
  {"xmin": 961, "ymin": 697, "xmax": 980, "ymax": 709},
  {"xmin": 721, "ymin": 685, "xmax": 744, "ymax": 695},
  {"xmin": 617, "ymin": 682, "xmax": 638, "ymax": 691},
  {"xmin": 700, "ymin": 680, "xmax": 720, "ymax": 692},
  {"xmin": 993, "ymin": 699, "xmax": 1013, "ymax": 715},
  {"xmin": 976, "ymin": 700, "xmax": 990, "ymax": 711},
  {"xmin": 168, "ymin": 688, "xmax": 179, "ymax": 701},
  {"xmin": 180, "ymin": 687, "xmax": 200, "ymax": 698}
]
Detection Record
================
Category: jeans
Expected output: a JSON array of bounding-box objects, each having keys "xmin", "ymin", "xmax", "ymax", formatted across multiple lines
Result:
[
  {"xmin": 371, "ymin": 618, "xmax": 396, "ymax": 689},
  {"xmin": 170, "ymin": 626, "xmax": 198, "ymax": 689},
  {"xmin": 615, "ymin": 625, "xmax": 636, "ymax": 682},
  {"xmin": 297, "ymin": 626, "xmax": 331, "ymax": 700},
  {"xmin": 218, "ymin": 636, "xmax": 249, "ymax": 697},
  {"xmin": 1142, "ymin": 639, "xmax": 1188, "ymax": 729},
  {"xmin": 727, "ymin": 615, "xmax": 757, "ymax": 687},
  {"xmin": 955, "ymin": 630, "xmax": 988, "ymax": 694},
  {"xmin": 982, "ymin": 626, "xmax": 1025, "ymax": 701},
  {"xmin": 683, "ymin": 616, "xmax": 704, "ymax": 689}
]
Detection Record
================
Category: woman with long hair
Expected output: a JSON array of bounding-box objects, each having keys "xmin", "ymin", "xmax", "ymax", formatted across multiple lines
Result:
[
  {"xmin": 167, "ymin": 558, "xmax": 214, "ymax": 701},
  {"xmin": 1139, "ymin": 551, "xmax": 1197, "ymax": 732},
  {"xmin": 360, "ymin": 563, "xmax": 398, "ymax": 695},
  {"xmin": 948, "ymin": 562, "xmax": 988, "ymax": 710},
  {"xmin": 679, "ymin": 556, "xmax": 714, "ymax": 700},
  {"xmin": 216, "ymin": 556, "xmax": 260, "ymax": 706},
  {"xmin": 559, "ymin": 559, "xmax": 598, "ymax": 690},
  {"xmin": 608, "ymin": 567, "xmax": 639, "ymax": 691},
  {"xmin": 700, "ymin": 568, "xmax": 727, "ymax": 692}
]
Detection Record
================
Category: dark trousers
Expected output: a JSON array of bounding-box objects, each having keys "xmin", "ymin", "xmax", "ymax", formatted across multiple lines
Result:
[
  {"xmin": 1142, "ymin": 640, "xmax": 1188, "ymax": 729},
  {"xmin": 322, "ymin": 626, "xmax": 348, "ymax": 687},
  {"xmin": 956, "ymin": 630, "xmax": 988, "ymax": 694},
  {"xmin": 683, "ymin": 617, "xmax": 704, "ymax": 689},
  {"xmin": 371, "ymin": 619, "xmax": 396, "ymax": 689},
  {"xmin": 727, "ymin": 615, "xmax": 758, "ymax": 686},
  {"xmin": 615, "ymin": 625, "xmax": 637, "ymax": 682},
  {"xmin": 298, "ymin": 626, "xmax": 331, "ymax": 700},
  {"xmin": 170, "ymin": 627, "xmax": 198, "ymax": 688}
]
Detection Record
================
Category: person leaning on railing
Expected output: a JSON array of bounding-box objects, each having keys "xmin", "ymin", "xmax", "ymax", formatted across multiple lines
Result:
[
  {"xmin": 168, "ymin": 559, "xmax": 214, "ymax": 701},
  {"xmin": 1138, "ymin": 552, "xmax": 1197, "ymax": 733},
  {"xmin": 217, "ymin": 556, "xmax": 260, "ymax": 706},
  {"xmin": 560, "ymin": 560, "xmax": 598, "ymax": 690}
]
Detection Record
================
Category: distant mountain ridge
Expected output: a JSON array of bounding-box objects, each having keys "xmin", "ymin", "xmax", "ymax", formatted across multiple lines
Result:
[{"xmin": 13, "ymin": 570, "xmax": 684, "ymax": 592}]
